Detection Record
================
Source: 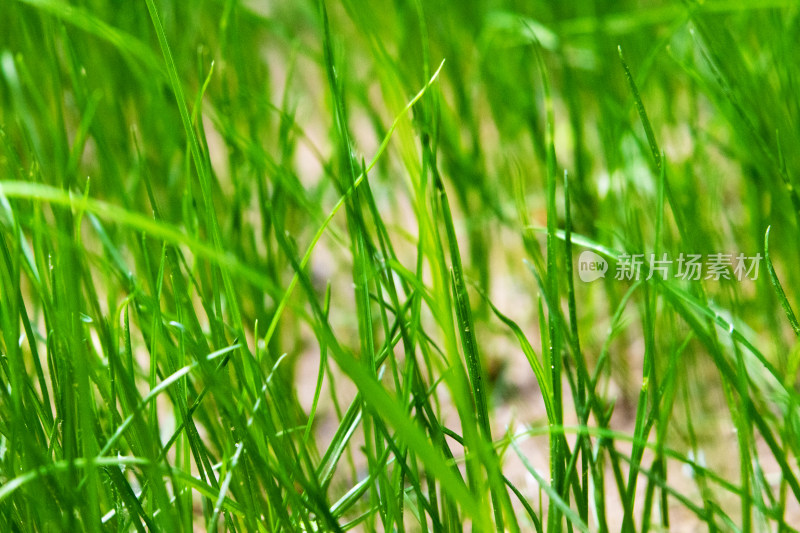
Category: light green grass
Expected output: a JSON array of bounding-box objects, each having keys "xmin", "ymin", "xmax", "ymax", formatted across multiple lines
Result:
[{"xmin": 1, "ymin": 0, "xmax": 800, "ymax": 531}]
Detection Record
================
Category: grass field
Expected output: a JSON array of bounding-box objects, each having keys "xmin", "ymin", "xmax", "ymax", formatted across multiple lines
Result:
[{"xmin": 2, "ymin": 0, "xmax": 800, "ymax": 531}]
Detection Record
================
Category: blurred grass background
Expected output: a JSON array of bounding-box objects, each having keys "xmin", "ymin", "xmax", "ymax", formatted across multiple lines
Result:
[{"xmin": 2, "ymin": 0, "xmax": 800, "ymax": 531}]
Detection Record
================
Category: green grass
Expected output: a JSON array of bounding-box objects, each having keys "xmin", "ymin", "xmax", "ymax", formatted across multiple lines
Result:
[{"xmin": 2, "ymin": 0, "xmax": 800, "ymax": 531}]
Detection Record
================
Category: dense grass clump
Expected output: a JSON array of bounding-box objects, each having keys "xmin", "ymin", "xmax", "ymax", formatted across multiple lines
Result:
[{"xmin": 2, "ymin": 0, "xmax": 800, "ymax": 531}]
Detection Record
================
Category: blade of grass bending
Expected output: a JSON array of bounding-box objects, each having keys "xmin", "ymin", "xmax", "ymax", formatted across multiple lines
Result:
[
  {"xmin": 766, "ymin": 225, "xmax": 800, "ymax": 528},
  {"xmin": 478, "ymin": 289, "xmax": 555, "ymax": 423},
  {"xmin": 102, "ymin": 465, "xmax": 153, "ymax": 532},
  {"xmin": 618, "ymin": 45, "xmax": 694, "ymax": 247},
  {"xmin": 303, "ymin": 283, "xmax": 332, "ymax": 445},
  {"xmin": 260, "ymin": 59, "xmax": 446, "ymax": 350},
  {"xmin": 765, "ymin": 226, "xmax": 800, "ymax": 336},
  {"xmin": 0, "ymin": 181, "xmax": 282, "ymax": 298},
  {"xmin": 96, "ymin": 344, "xmax": 240, "ymax": 458},
  {"xmin": 0, "ymin": 456, "xmax": 151, "ymax": 503},
  {"xmin": 511, "ymin": 440, "xmax": 590, "ymax": 533},
  {"xmin": 618, "ymin": 46, "xmax": 661, "ymax": 173}
]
